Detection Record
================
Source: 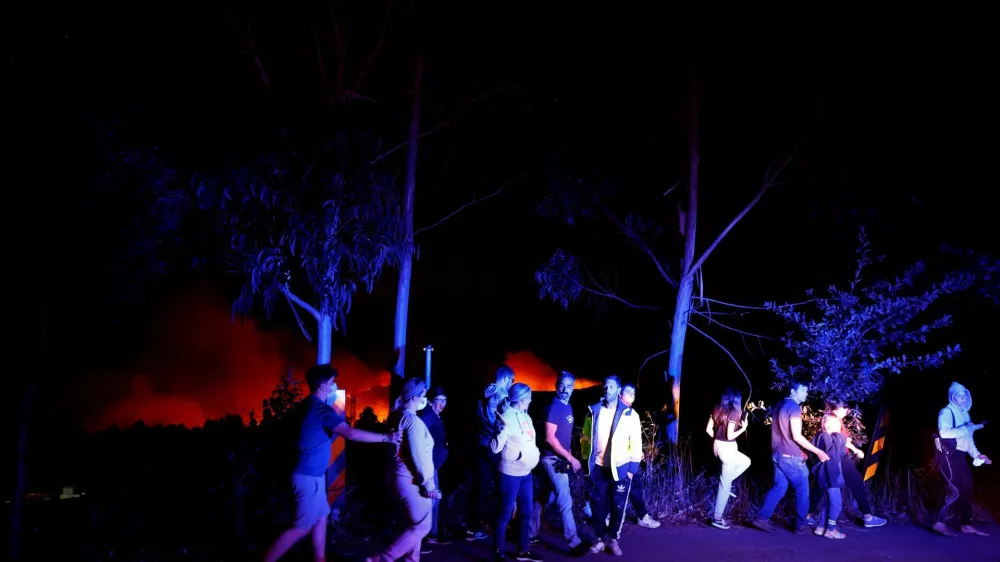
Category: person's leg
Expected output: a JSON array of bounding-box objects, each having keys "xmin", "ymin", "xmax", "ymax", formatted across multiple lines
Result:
[
  {"xmin": 516, "ymin": 474, "xmax": 535, "ymax": 553},
  {"xmin": 952, "ymin": 457, "xmax": 974, "ymax": 526},
  {"xmin": 474, "ymin": 446, "xmax": 497, "ymax": 533},
  {"xmin": 931, "ymin": 449, "xmax": 960, "ymax": 536},
  {"xmin": 529, "ymin": 460, "xmax": 554, "ymax": 540},
  {"xmin": 630, "ymin": 472, "xmax": 648, "ymax": 519},
  {"xmin": 822, "ymin": 488, "xmax": 844, "ymax": 538},
  {"xmin": 372, "ymin": 476, "xmax": 434, "ymax": 562},
  {"xmin": 263, "ymin": 528, "xmax": 310, "ymax": 562},
  {"xmin": 757, "ymin": 458, "xmax": 790, "ymax": 520},
  {"xmin": 842, "ymin": 459, "xmax": 871, "ymax": 514},
  {"xmin": 311, "ymin": 515, "xmax": 329, "ymax": 562},
  {"xmin": 586, "ymin": 469, "xmax": 610, "ymax": 546},
  {"xmin": 494, "ymin": 474, "xmax": 518, "ymax": 556},
  {"xmin": 266, "ymin": 474, "xmax": 329, "ymax": 562},
  {"xmin": 429, "ymin": 471, "xmax": 441, "ymax": 538},
  {"xmin": 785, "ymin": 459, "xmax": 811, "ymax": 528},
  {"xmin": 544, "ymin": 458, "xmax": 580, "ymax": 546},
  {"xmin": 609, "ymin": 467, "xmax": 632, "ymax": 544}
]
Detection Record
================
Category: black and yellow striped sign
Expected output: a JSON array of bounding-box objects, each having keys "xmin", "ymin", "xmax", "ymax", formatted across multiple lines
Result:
[
  {"xmin": 863, "ymin": 406, "xmax": 890, "ymax": 482},
  {"xmin": 326, "ymin": 390, "xmax": 348, "ymax": 511}
]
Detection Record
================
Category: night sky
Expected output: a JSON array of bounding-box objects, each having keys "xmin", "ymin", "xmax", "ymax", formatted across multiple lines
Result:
[{"xmin": 9, "ymin": 4, "xmax": 999, "ymax": 464}]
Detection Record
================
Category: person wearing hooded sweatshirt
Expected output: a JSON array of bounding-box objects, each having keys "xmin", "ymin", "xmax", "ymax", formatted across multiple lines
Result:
[
  {"xmin": 468, "ymin": 365, "xmax": 515, "ymax": 541},
  {"xmin": 490, "ymin": 383, "xmax": 543, "ymax": 562},
  {"xmin": 579, "ymin": 375, "xmax": 643, "ymax": 557},
  {"xmin": 932, "ymin": 381, "xmax": 992, "ymax": 537},
  {"xmin": 367, "ymin": 378, "xmax": 440, "ymax": 562}
]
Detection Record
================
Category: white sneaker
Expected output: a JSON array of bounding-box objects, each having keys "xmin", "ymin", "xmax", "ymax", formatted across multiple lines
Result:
[{"xmin": 638, "ymin": 514, "xmax": 661, "ymax": 529}]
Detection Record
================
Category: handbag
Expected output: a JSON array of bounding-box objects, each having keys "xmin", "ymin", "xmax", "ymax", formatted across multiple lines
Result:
[{"xmin": 933, "ymin": 409, "xmax": 958, "ymax": 455}]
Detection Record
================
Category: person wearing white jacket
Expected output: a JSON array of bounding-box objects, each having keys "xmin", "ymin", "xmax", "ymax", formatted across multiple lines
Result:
[
  {"xmin": 490, "ymin": 383, "xmax": 543, "ymax": 562},
  {"xmin": 932, "ymin": 381, "xmax": 992, "ymax": 537},
  {"xmin": 579, "ymin": 375, "xmax": 643, "ymax": 557}
]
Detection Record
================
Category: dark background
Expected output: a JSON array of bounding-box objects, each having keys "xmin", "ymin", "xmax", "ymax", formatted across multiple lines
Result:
[{"xmin": 7, "ymin": 0, "xmax": 999, "ymax": 534}]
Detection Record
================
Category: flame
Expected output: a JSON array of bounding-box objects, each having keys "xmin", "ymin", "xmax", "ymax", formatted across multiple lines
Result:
[{"xmin": 502, "ymin": 350, "xmax": 601, "ymax": 391}]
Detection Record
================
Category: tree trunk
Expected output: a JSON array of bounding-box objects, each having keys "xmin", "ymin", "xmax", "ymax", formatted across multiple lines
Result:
[
  {"xmin": 392, "ymin": 51, "xmax": 423, "ymax": 379},
  {"xmin": 666, "ymin": 76, "xmax": 699, "ymax": 444},
  {"xmin": 11, "ymin": 307, "xmax": 45, "ymax": 562},
  {"xmin": 317, "ymin": 314, "xmax": 332, "ymax": 365}
]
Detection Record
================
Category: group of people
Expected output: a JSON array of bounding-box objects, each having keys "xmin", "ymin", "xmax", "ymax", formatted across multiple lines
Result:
[
  {"xmin": 263, "ymin": 364, "xmax": 992, "ymax": 562},
  {"xmin": 464, "ymin": 367, "xmax": 661, "ymax": 561},
  {"xmin": 706, "ymin": 379, "xmax": 991, "ymax": 540}
]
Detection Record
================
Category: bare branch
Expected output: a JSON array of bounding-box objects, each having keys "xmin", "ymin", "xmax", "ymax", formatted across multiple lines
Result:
[
  {"xmin": 687, "ymin": 137, "xmax": 807, "ymax": 278},
  {"xmin": 327, "ymin": 6, "xmax": 346, "ymax": 100},
  {"xmin": 354, "ymin": 0, "xmax": 394, "ymax": 94},
  {"xmin": 691, "ymin": 296, "xmax": 766, "ymax": 310},
  {"xmin": 281, "ymin": 285, "xmax": 321, "ymax": 322},
  {"xmin": 662, "ymin": 177, "xmax": 684, "ymax": 198},
  {"xmin": 224, "ymin": 12, "xmax": 270, "ymax": 91},
  {"xmin": 637, "ymin": 348, "xmax": 671, "ymax": 378},
  {"xmin": 605, "ymin": 210, "xmax": 679, "ymax": 288},
  {"xmin": 574, "ymin": 275, "xmax": 658, "ymax": 311},
  {"xmin": 693, "ymin": 310, "xmax": 775, "ymax": 340},
  {"xmin": 688, "ymin": 322, "xmax": 753, "ymax": 401},
  {"xmin": 370, "ymin": 88, "xmax": 495, "ymax": 166},
  {"xmin": 414, "ymin": 171, "xmax": 530, "ymax": 236},
  {"xmin": 312, "ymin": 27, "xmax": 336, "ymax": 108}
]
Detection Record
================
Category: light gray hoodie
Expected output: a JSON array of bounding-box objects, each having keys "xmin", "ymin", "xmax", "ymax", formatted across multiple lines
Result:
[{"xmin": 937, "ymin": 381, "xmax": 981, "ymax": 460}]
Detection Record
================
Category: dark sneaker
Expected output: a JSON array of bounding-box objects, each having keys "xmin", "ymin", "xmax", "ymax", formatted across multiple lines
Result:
[
  {"xmin": 863, "ymin": 515, "xmax": 887, "ymax": 528},
  {"xmin": 750, "ymin": 518, "xmax": 773, "ymax": 532},
  {"xmin": 467, "ymin": 529, "xmax": 489, "ymax": 541},
  {"xmin": 494, "ymin": 550, "xmax": 506, "ymax": 562},
  {"xmin": 516, "ymin": 551, "xmax": 544, "ymax": 562}
]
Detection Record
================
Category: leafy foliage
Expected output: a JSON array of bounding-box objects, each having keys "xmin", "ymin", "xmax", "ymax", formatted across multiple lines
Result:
[
  {"xmin": 535, "ymin": 249, "xmax": 583, "ymax": 310},
  {"xmin": 766, "ymin": 229, "xmax": 976, "ymax": 405},
  {"xmin": 535, "ymin": 174, "xmax": 671, "ymax": 311},
  {"xmin": 194, "ymin": 134, "xmax": 407, "ymax": 330}
]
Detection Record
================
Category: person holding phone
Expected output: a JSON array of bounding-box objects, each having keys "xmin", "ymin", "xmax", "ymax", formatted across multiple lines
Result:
[{"xmin": 705, "ymin": 388, "xmax": 751, "ymax": 530}]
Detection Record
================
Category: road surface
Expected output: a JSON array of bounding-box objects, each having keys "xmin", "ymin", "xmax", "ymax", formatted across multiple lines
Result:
[{"xmin": 413, "ymin": 521, "xmax": 1000, "ymax": 562}]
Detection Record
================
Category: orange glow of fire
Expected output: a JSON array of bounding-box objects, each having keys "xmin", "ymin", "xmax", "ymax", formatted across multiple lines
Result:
[
  {"xmin": 502, "ymin": 350, "xmax": 601, "ymax": 391},
  {"xmin": 83, "ymin": 284, "xmax": 392, "ymax": 431}
]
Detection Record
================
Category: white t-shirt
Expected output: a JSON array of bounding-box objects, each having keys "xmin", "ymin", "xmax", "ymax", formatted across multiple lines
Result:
[{"xmin": 593, "ymin": 402, "xmax": 617, "ymax": 467}]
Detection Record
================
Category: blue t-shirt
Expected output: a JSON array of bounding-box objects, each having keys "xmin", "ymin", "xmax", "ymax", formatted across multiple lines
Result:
[
  {"xmin": 292, "ymin": 395, "xmax": 346, "ymax": 477},
  {"xmin": 541, "ymin": 398, "xmax": 575, "ymax": 458}
]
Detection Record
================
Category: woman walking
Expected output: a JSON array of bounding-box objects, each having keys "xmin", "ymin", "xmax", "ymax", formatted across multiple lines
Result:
[
  {"xmin": 806, "ymin": 397, "xmax": 887, "ymax": 528},
  {"xmin": 705, "ymin": 388, "xmax": 751, "ymax": 529},
  {"xmin": 367, "ymin": 379, "xmax": 440, "ymax": 562},
  {"xmin": 490, "ymin": 383, "xmax": 543, "ymax": 562}
]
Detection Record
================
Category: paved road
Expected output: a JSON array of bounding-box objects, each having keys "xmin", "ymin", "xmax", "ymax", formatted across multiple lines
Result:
[{"xmin": 416, "ymin": 521, "xmax": 1000, "ymax": 562}]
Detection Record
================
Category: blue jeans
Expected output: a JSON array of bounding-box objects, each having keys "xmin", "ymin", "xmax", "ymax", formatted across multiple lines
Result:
[
  {"xmin": 496, "ymin": 473, "xmax": 533, "ymax": 554},
  {"xmin": 758, "ymin": 456, "xmax": 809, "ymax": 526},
  {"xmin": 529, "ymin": 457, "xmax": 580, "ymax": 545},
  {"xmin": 822, "ymin": 488, "xmax": 842, "ymax": 527},
  {"xmin": 430, "ymin": 471, "xmax": 441, "ymax": 536}
]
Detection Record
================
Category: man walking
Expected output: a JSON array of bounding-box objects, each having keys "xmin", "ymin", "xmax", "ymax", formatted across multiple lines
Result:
[
  {"xmin": 263, "ymin": 364, "xmax": 401, "ymax": 562},
  {"xmin": 580, "ymin": 375, "xmax": 643, "ymax": 556},
  {"xmin": 751, "ymin": 380, "xmax": 830, "ymax": 533},
  {"xmin": 419, "ymin": 387, "xmax": 451, "ymax": 545},
  {"xmin": 529, "ymin": 371, "xmax": 583, "ymax": 550}
]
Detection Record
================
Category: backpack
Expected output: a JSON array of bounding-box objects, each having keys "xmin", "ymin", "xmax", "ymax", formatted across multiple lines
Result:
[{"xmin": 933, "ymin": 409, "xmax": 958, "ymax": 456}]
